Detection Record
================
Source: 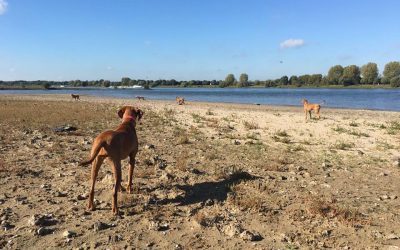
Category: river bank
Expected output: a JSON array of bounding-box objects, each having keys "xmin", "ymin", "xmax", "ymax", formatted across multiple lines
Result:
[{"xmin": 0, "ymin": 94, "xmax": 399, "ymax": 249}]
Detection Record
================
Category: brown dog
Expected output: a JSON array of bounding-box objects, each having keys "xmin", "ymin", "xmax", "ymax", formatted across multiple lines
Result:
[
  {"xmin": 176, "ymin": 96, "xmax": 185, "ymax": 105},
  {"xmin": 136, "ymin": 96, "xmax": 145, "ymax": 100},
  {"xmin": 80, "ymin": 106, "xmax": 143, "ymax": 214},
  {"xmin": 71, "ymin": 94, "xmax": 80, "ymax": 100},
  {"xmin": 302, "ymin": 99, "xmax": 321, "ymax": 121}
]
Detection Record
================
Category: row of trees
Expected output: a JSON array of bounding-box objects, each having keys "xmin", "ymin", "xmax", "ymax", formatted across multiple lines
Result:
[
  {"xmin": 1, "ymin": 61, "xmax": 399, "ymax": 89},
  {"xmin": 219, "ymin": 61, "xmax": 400, "ymax": 88}
]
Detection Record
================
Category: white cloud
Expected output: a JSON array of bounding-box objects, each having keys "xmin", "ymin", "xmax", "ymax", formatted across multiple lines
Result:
[
  {"xmin": 0, "ymin": 0, "xmax": 8, "ymax": 15},
  {"xmin": 280, "ymin": 38, "xmax": 305, "ymax": 49}
]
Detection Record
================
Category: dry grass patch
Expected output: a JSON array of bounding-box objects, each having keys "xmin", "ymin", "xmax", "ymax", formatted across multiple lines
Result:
[
  {"xmin": 243, "ymin": 120, "xmax": 259, "ymax": 130},
  {"xmin": 387, "ymin": 121, "xmax": 400, "ymax": 134},
  {"xmin": 228, "ymin": 183, "xmax": 267, "ymax": 212},
  {"xmin": 306, "ymin": 196, "xmax": 369, "ymax": 226},
  {"xmin": 272, "ymin": 130, "xmax": 291, "ymax": 144},
  {"xmin": 176, "ymin": 150, "xmax": 189, "ymax": 171},
  {"xmin": 332, "ymin": 141, "xmax": 355, "ymax": 150},
  {"xmin": 206, "ymin": 109, "xmax": 215, "ymax": 116}
]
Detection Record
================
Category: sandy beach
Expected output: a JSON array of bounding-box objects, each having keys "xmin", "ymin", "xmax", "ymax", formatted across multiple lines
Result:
[{"xmin": 0, "ymin": 94, "xmax": 399, "ymax": 249}]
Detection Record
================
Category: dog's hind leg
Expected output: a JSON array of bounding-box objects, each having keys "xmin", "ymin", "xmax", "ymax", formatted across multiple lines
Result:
[
  {"xmin": 126, "ymin": 151, "xmax": 137, "ymax": 194},
  {"xmin": 111, "ymin": 160, "xmax": 122, "ymax": 215},
  {"xmin": 87, "ymin": 156, "xmax": 105, "ymax": 211}
]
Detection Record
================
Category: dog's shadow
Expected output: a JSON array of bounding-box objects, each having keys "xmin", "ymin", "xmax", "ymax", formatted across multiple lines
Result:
[{"xmin": 158, "ymin": 171, "xmax": 259, "ymax": 206}]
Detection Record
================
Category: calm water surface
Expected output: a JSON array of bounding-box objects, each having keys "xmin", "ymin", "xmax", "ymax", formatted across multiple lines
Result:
[{"xmin": 1, "ymin": 88, "xmax": 400, "ymax": 111}]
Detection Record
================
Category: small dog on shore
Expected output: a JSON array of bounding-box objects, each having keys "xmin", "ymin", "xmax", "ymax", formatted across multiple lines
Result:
[
  {"xmin": 302, "ymin": 99, "xmax": 321, "ymax": 121},
  {"xmin": 136, "ymin": 96, "xmax": 145, "ymax": 100},
  {"xmin": 176, "ymin": 96, "xmax": 185, "ymax": 105},
  {"xmin": 71, "ymin": 94, "xmax": 80, "ymax": 100}
]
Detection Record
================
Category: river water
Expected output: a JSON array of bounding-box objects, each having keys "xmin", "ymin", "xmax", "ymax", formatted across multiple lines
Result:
[{"xmin": 1, "ymin": 87, "xmax": 400, "ymax": 111}]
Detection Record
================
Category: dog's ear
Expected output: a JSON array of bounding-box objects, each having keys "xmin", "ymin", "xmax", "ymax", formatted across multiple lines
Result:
[
  {"xmin": 136, "ymin": 108, "xmax": 144, "ymax": 121},
  {"xmin": 117, "ymin": 106, "xmax": 127, "ymax": 118}
]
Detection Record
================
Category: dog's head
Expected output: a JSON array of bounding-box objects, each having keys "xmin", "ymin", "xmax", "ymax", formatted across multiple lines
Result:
[
  {"xmin": 118, "ymin": 106, "xmax": 143, "ymax": 122},
  {"xmin": 302, "ymin": 99, "xmax": 308, "ymax": 104}
]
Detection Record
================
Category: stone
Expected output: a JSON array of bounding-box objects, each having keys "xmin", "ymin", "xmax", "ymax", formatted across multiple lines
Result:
[
  {"xmin": 37, "ymin": 227, "xmax": 54, "ymax": 236},
  {"xmin": 321, "ymin": 229, "xmax": 332, "ymax": 237},
  {"xmin": 54, "ymin": 191, "xmax": 68, "ymax": 197},
  {"xmin": 386, "ymin": 233, "xmax": 400, "ymax": 240},
  {"xmin": 158, "ymin": 161, "xmax": 167, "ymax": 169},
  {"xmin": 77, "ymin": 194, "xmax": 87, "ymax": 200},
  {"xmin": 29, "ymin": 214, "xmax": 58, "ymax": 226},
  {"xmin": 232, "ymin": 140, "xmax": 241, "ymax": 145},
  {"xmin": 63, "ymin": 230, "xmax": 77, "ymax": 238},
  {"xmin": 145, "ymin": 144, "xmax": 155, "ymax": 150},
  {"xmin": 93, "ymin": 221, "xmax": 114, "ymax": 232},
  {"xmin": 239, "ymin": 230, "xmax": 263, "ymax": 241},
  {"xmin": 222, "ymin": 224, "xmax": 243, "ymax": 237},
  {"xmin": 149, "ymin": 221, "xmax": 169, "ymax": 231}
]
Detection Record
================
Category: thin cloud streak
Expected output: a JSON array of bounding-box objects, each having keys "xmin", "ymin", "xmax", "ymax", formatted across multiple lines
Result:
[{"xmin": 280, "ymin": 39, "xmax": 305, "ymax": 49}]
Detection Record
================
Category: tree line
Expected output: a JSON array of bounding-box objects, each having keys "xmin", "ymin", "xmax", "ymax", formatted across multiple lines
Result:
[{"xmin": 1, "ymin": 61, "xmax": 399, "ymax": 89}]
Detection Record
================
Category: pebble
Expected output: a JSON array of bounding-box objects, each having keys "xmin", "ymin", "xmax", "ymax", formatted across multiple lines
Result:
[
  {"xmin": 232, "ymin": 140, "xmax": 241, "ymax": 145},
  {"xmin": 239, "ymin": 230, "xmax": 263, "ymax": 241},
  {"xmin": 145, "ymin": 144, "xmax": 155, "ymax": 150},
  {"xmin": 77, "ymin": 194, "xmax": 87, "ymax": 200},
  {"xmin": 93, "ymin": 221, "xmax": 115, "ymax": 232},
  {"xmin": 29, "ymin": 214, "xmax": 58, "ymax": 227},
  {"xmin": 37, "ymin": 227, "xmax": 53, "ymax": 236},
  {"xmin": 63, "ymin": 230, "xmax": 77, "ymax": 238},
  {"xmin": 386, "ymin": 233, "xmax": 400, "ymax": 240}
]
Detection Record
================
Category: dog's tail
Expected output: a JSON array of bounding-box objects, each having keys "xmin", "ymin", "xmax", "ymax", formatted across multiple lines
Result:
[{"xmin": 79, "ymin": 141, "xmax": 105, "ymax": 166}]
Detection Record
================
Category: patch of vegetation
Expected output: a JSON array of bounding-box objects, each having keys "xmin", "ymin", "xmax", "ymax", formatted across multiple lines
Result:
[
  {"xmin": 287, "ymin": 145, "xmax": 305, "ymax": 152},
  {"xmin": 376, "ymin": 140, "xmax": 396, "ymax": 150},
  {"xmin": 387, "ymin": 121, "xmax": 400, "ymax": 134},
  {"xmin": 332, "ymin": 126, "xmax": 347, "ymax": 133},
  {"xmin": 349, "ymin": 121, "xmax": 359, "ymax": 127},
  {"xmin": 348, "ymin": 130, "xmax": 369, "ymax": 137},
  {"xmin": 332, "ymin": 126, "xmax": 369, "ymax": 137},
  {"xmin": 243, "ymin": 120, "xmax": 259, "ymax": 130},
  {"xmin": 246, "ymin": 132, "xmax": 259, "ymax": 140},
  {"xmin": 176, "ymin": 150, "xmax": 189, "ymax": 171},
  {"xmin": 332, "ymin": 141, "xmax": 354, "ymax": 150},
  {"xmin": 306, "ymin": 196, "xmax": 369, "ymax": 226},
  {"xmin": 272, "ymin": 130, "xmax": 291, "ymax": 143},
  {"xmin": 275, "ymin": 130, "xmax": 289, "ymax": 137},
  {"xmin": 206, "ymin": 109, "xmax": 215, "ymax": 116},
  {"xmin": 191, "ymin": 113, "xmax": 204, "ymax": 123},
  {"xmin": 174, "ymin": 127, "xmax": 190, "ymax": 144},
  {"xmin": 228, "ymin": 184, "xmax": 266, "ymax": 212}
]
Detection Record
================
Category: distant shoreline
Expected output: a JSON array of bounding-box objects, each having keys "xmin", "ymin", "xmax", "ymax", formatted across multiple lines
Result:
[{"xmin": 0, "ymin": 84, "xmax": 396, "ymax": 90}]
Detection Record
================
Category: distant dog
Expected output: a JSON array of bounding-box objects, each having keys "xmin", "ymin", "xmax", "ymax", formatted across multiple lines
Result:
[
  {"xmin": 176, "ymin": 96, "xmax": 185, "ymax": 105},
  {"xmin": 302, "ymin": 99, "xmax": 321, "ymax": 121},
  {"xmin": 71, "ymin": 94, "xmax": 80, "ymax": 100},
  {"xmin": 80, "ymin": 106, "xmax": 143, "ymax": 214},
  {"xmin": 136, "ymin": 96, "xmax": 145, "ymax": 100}
]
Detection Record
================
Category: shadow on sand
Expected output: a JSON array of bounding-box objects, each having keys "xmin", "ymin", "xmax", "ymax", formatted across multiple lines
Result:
[{"xmin": 159, "ymin": 171, "xmax": 259, "ymax": 206}]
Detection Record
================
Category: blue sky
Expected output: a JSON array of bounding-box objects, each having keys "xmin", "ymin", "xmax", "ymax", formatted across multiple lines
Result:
[{"xmin": 0, "ymin": 0, "xmax": 399, "ymax": 81}]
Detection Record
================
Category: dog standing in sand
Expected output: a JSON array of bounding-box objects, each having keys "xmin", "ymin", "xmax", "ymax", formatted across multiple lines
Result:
[
  {"xmin": 80, "ymin": 106, "xmax": 143, "ymax": 214},
  {"xmin": 136, "ymin": 96, "xmax": 145, "ymax": 100},
  {"xmin": 71, "ymin": 94, "xmax": 80, "ymax": 100},
  {"xmin": 302, "ymin": 99, "xmax": 321, "ymax": 121},
  {"xmin": 176, "ymin": 96, "xmax": 185, "ymax": 105}
]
